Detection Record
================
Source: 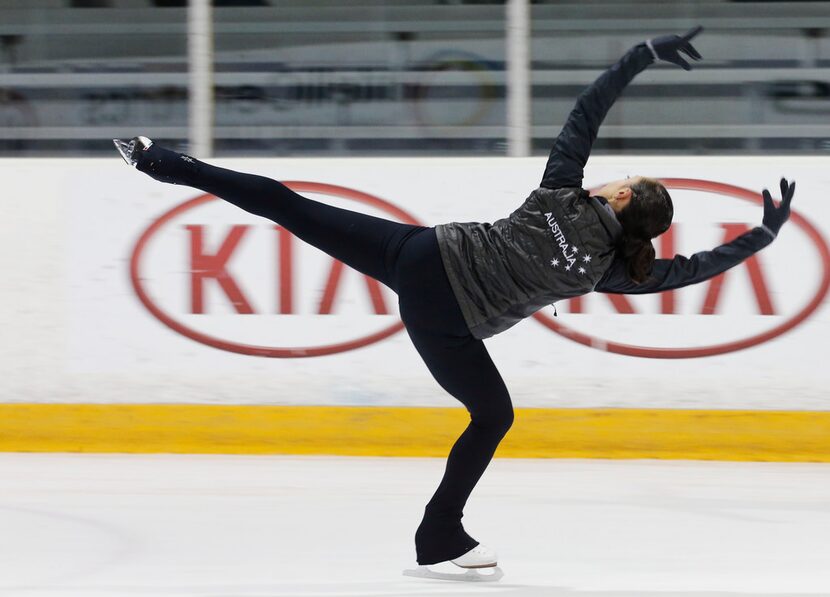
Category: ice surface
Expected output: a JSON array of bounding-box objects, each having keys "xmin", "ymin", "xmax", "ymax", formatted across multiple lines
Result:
[{"xmin": 1, "ymin": 454, "xmax": 829, "ymax": 596}]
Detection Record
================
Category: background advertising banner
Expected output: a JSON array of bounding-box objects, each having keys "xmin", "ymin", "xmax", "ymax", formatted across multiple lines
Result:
[{"xmin": 1, "ymin": 156, "xmax": 828, "ymax": 411}]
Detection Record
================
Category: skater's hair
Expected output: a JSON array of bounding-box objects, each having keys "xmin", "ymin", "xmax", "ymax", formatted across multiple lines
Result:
[{"xmin": 616, "ymin": 178, "xmax": 673, "ymax": 284}]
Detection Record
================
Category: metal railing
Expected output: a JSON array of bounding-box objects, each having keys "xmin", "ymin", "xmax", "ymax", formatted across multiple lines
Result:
[{"xmin": 0, "ymin": 1, "xmax": 829, "ymax": 156}]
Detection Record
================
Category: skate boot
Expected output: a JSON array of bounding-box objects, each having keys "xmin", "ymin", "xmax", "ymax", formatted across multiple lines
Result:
[
  {"xmin": 451, "ymin": 543, "xmax": 498, "ymax": 569},
  {"xmin": 403, "ymin": 544, "xmax": 503, "ymax": 582},
  {"xmin": 113, "ymin": 135, "xmax": 153, "ymax": 167},
  {"xmin": 112, "ymin": 135, "xmax": 199, "ymax": 185}
]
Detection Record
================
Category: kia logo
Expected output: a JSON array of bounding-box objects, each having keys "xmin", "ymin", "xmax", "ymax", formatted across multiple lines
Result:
[
  {"xmin": 132, "ymin": 178, "xmax": 830, "ymax": 359},
  {"xmin": 533, "ymin": 179, "xmax": 830, "ymax": 358},
  {"xmin": 130, "ymin": 182, "xmax": 423, "ymax": 357}
]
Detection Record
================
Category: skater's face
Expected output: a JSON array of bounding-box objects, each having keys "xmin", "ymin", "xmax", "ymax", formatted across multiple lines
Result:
[{"xmin": 598, "ymin": 176, "xmax": 659, "ymax": 213}]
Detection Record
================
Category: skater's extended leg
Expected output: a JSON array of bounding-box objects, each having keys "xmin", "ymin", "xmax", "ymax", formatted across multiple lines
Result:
[
  {"xmin": 396, "ymin": 230, "xmax": 514, "ymax": 565},
  {"xmin": 125, "ymin": 139, "xmax": 420, "ymax": 290}
]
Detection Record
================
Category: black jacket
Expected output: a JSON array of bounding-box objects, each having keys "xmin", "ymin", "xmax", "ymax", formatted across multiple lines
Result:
[{"xmin": 435, "ymin": 43, "xmax": 774, "ymax": 339}]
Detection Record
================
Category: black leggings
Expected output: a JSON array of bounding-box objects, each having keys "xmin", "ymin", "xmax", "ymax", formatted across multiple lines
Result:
[{"xmin": 139, "ymin": 151, "xmax": 514, "ymax": 565}]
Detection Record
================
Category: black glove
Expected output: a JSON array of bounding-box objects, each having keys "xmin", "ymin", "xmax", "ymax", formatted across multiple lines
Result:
[
  {"xmin": 647, "ymin": 26, "xmax": 703, "ymax": 70},
  {"xmin": 762, "ymin": 177, "xmax": 795, "ymax": 238}
]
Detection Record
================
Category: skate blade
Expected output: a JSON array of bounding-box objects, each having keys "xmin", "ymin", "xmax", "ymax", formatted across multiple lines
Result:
[
  {"xmin": 113, "ymin": 138, "xmax": 137, "ymax": 166},
  {"xmin": 113, "ymin": 136, "xmax": 152, "ymax": 167},
  {"xmin": 403, "ymin": 565, "xmax": 503, "ymax": 583}
]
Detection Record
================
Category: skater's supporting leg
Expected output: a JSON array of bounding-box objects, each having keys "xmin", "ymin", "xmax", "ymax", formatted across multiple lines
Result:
[
  {"xmin": 133, "ymin": 142, "xmax": 421, "ymax": 290},
  {"xmin": 406, "ymin": 325, "xmax": 513, "ymax": 565},
  {"xmin": 397, "ymin": 231, "xmax": 514, "ymax": 565}
]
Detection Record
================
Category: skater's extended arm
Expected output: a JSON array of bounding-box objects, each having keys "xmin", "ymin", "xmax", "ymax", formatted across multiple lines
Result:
[
  {"xmin": 594, "ymin": 226, "xmax": 774, "ymax": 294},
  {"xmin": 596, "ymin": 178, "xmax": 794, "ymax": 294},
  {"xmin": 541, "ymin": 28, "xmax": 703, "ymax": 190}
]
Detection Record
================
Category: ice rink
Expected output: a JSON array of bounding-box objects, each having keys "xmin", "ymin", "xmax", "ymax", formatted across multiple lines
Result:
[{"xmin": 1, "ymin": 454, "xmax": 829, "ymax": 597}]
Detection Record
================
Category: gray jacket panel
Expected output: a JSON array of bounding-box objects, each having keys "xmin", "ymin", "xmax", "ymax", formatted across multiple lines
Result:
[{"xmin": 435, "ymin": 187, "xmax": 622, "ymax": 339}]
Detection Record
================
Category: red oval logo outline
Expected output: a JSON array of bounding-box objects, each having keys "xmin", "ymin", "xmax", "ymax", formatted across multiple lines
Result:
[
  {"xmin": 130, "ymin": 181, "xmax": 423, "ymax": 358},
  {"xmin": 532, "ymin": 178, "xmax": 830, "ymax": 358}
]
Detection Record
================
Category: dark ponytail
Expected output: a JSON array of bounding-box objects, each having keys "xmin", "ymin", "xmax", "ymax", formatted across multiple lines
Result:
[
  {"xmin": 620, "ymin": 236, "xmax": 656, "ymax": 284},
  {"xmin": 616, "ymin": 179, "xmax": 673, "ymax": 284}
]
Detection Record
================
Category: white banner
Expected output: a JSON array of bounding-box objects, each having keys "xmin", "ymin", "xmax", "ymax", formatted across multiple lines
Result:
[{"xmin": 1, "ymin": 156, "xmax": 827, "ymax": 409}]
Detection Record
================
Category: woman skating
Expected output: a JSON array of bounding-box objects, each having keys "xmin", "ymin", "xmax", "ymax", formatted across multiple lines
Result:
[{"xmin": 114, "ymin": 26, "xmax": 794, "ymax": 576}]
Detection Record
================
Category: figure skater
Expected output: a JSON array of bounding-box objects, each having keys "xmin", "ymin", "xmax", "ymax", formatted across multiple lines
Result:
[{"xmin": 114, "ymin": 26, "xmax": 794, "ymax": 578}]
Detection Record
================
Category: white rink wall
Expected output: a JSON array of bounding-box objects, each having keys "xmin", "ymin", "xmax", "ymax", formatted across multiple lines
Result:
[{"xmin": 1, "ymin": 156, "xmax": 828, "ymax": 410}]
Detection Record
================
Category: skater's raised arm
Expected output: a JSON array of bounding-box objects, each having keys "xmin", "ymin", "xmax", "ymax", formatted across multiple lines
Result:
[
  {"xmin": 595, "ymin": 178, "xmax": 794, "ymax": 295},
  {"xmin": 540, "ymin": 28, "xmax": 703, "ymax": 190},
  {"xmin": 540, "ymin": 45, "xmax": 652, "ymax": 190}
]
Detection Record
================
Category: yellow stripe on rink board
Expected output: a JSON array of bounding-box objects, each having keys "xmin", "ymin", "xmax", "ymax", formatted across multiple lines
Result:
[{"xmin": 1, "ymin": 404, "xmax": 829, "ymax": 461}]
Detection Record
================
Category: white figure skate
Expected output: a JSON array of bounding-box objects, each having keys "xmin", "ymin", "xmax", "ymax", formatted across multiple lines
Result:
[
  {"xmin": 112, "ymin": 136, "xmax": 153, "ymax": 167},
  {"xmin": 403, "ymin": 544, "xmax": 503, "ymax": 582}
]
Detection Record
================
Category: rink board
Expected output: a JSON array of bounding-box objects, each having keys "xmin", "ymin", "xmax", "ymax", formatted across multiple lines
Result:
[
  {"xmin": 1, "ymin": 156, "xmax": 829, "ymax": 459},
  {"xmin": 2, "ymin": 404, "xmax": 830, "ymax": 461}
]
